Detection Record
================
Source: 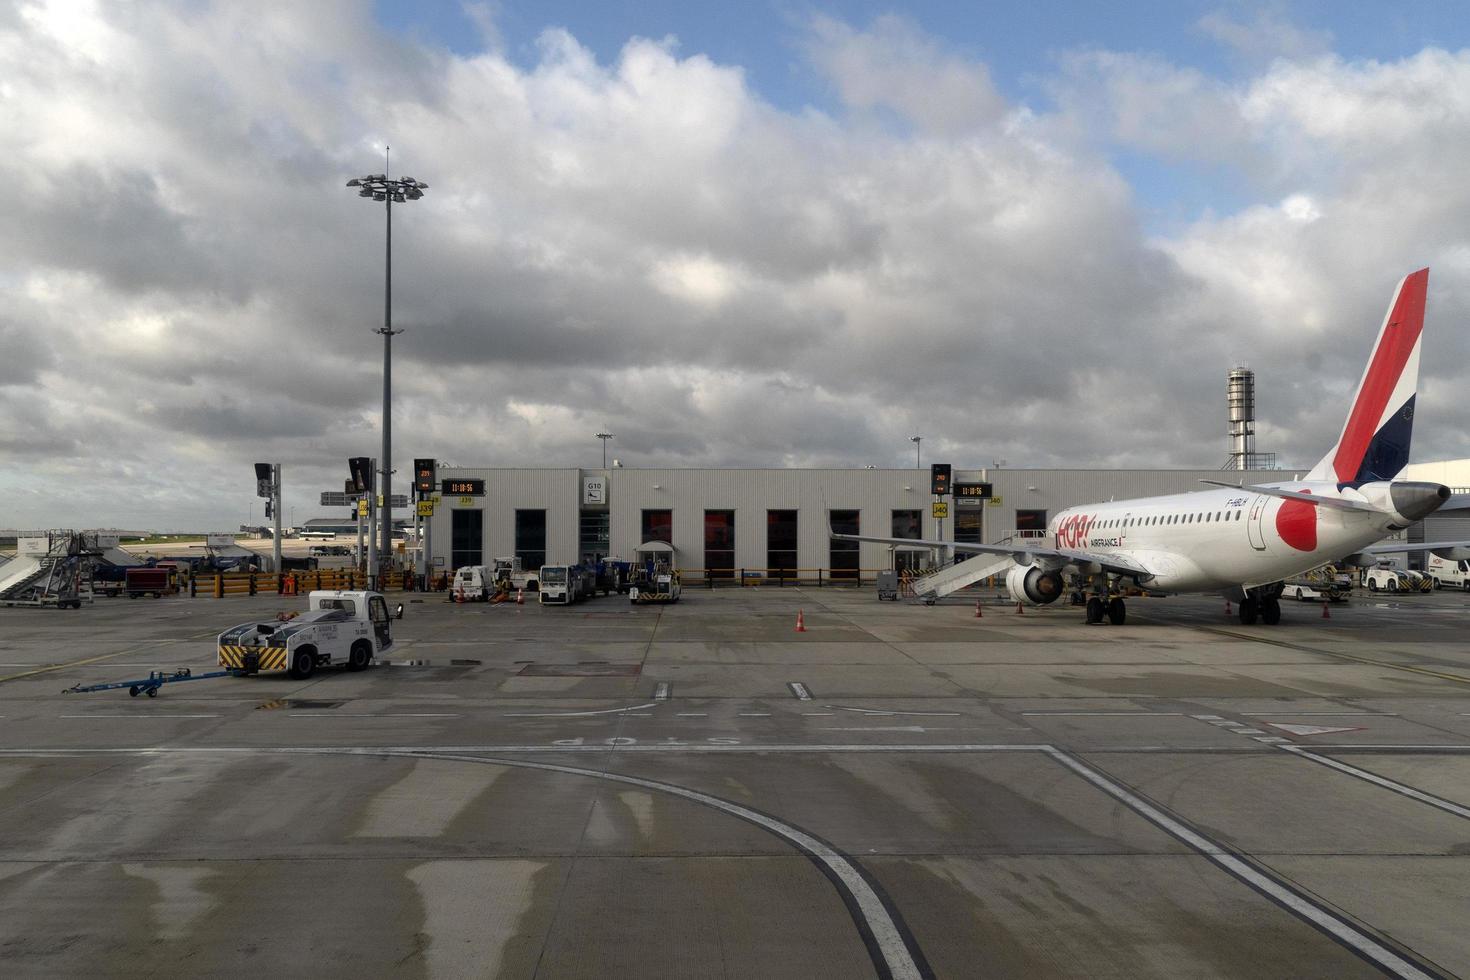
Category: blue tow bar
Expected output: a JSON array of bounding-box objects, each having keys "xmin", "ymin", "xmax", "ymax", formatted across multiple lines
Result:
[{"xmin": 63, "ymin": 667, "xmax": 245, "ymax": 699}]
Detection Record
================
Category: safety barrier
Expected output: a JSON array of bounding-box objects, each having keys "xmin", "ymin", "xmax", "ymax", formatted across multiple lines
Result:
[{"xmin": 199, "ymin": 569, "xmax": 413, "ymax": 598}]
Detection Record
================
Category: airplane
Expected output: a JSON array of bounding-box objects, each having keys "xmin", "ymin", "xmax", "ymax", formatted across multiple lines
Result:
[{"xmin": 834, "ymin": 267, "xmax": 1469, "ymax": 625}]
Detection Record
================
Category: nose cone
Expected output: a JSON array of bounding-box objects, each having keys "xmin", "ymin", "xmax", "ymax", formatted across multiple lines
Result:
[{"xmin": 1390, "ymin": 481, "xmax": 1451, "ymax": 522}]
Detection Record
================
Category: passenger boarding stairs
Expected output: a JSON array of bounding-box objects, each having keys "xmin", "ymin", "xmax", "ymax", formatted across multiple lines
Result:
[
  {"xmin": 0, "ymin": 531, "xmax": 87, "ymax": 606},
  {"xmin": 907, "ymin": 555, "xmax": 1013, "ymax": 604}
]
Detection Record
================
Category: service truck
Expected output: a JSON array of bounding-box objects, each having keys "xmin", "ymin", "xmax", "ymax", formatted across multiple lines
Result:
[
  {"xmin": 1428, "ymin": 554, "xmax": 1470, "ymax": 591},
  {"xmin": 492, "ymin": 556, "xmax": 539, "ymax": 592},
  {"xmin": 217, "ymin": 590, "xmax": 401, "ymax": 679},
  {"xmin": 538, "ymin": 565, "xmax": 595, "ymax": 605},
  {"xmin": 451, "ymin": 565, "xmax": 494, "ymax": 601}
]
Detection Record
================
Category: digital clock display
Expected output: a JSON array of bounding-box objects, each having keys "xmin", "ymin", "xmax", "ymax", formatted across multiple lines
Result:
[
  {"xmin": 440, "ymin": 479, "xmax": 485, "ymax": 496},
  {"xmin": 953, "ymin": 482, "xmax": 993, "ymax": 498}
]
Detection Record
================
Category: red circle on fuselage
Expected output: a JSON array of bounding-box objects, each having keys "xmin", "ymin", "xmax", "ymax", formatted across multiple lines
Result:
[{"xmin": 1275, "ymin": 493, "xmax": 1317, "ymax": 552}]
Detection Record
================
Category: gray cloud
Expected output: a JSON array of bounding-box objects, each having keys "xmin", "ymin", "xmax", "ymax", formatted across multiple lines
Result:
[{"xmin": 2, "ymin": 4, "xmax": 1469, "ymax": 531}]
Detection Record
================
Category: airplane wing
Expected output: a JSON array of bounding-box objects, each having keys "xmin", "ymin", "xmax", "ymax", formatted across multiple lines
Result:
[
  {"xmin": 828, "ymin": 532, "xmax": 1157, "ymax": 581},
  {"xmin": 1357, "ymin": 540, "xmax": 1470, "ymax": 556},
  {"xmin": 1198, "ymin": 480, "xmax": 1380, "ymax": 512}
]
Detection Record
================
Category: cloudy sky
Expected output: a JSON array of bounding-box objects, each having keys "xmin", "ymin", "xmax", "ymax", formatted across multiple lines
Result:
[{"xmin": 5, "ymin": 0, "xmax": 1470, "ymax": 531}]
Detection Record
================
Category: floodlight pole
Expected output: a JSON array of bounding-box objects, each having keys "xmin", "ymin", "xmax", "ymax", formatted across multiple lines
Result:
[
  {"xmin": 597, "ymin": 432, "xmax": 613, "ymax": 469},
  {"xmin": 911, "ymin": 435, "xmax": 922, "ymax": 469},
  {"xmin": 347, "ymin": 158, "xmax": 428, "ymax": 588}
]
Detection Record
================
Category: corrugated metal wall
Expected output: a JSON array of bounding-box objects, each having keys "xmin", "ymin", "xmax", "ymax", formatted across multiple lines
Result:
[{"xmin": 426, "ymin": 466, "xmax": 1285, "ymax": 573}]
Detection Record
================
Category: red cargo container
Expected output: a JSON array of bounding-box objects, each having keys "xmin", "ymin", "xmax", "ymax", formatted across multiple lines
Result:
[{"xmin": 125, "ymin": 567, "xmax": 172, "ymax": 598}]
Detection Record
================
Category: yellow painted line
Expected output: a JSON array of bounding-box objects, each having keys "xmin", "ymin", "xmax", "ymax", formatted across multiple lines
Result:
[
  {"xmin": 0, "ymin": 640, "xmax": 180, "ymax": 685},
  {"xmin": 1197, "ymin": 626, "xmax": 1470, "ymax": 687}
]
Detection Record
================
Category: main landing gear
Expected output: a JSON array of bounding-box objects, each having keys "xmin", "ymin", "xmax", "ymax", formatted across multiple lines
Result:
[
  {"xmin": 1237, "ymin": 590, "xmax": 1283, "ymax": 626},
  {"xmin": 1084, "ymin": 595, "xmax": 1126, "ymax": 625}
]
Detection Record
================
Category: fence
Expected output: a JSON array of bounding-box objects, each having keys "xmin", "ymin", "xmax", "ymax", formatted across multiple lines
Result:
[{"xmin": 184, "ymin": 568, "xmax": 417, "ymax": 598}]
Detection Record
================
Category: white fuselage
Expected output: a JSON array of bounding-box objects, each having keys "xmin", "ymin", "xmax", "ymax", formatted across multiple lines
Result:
[{"xmin": 1047, "ymin": 482, "xmax": 1402, "ymax": 593}]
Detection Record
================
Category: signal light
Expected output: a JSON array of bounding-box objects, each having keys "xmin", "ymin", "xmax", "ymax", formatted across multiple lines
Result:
[{"xmin": 930, "ymin": 463, "xmax": 952, "ymax": 496}]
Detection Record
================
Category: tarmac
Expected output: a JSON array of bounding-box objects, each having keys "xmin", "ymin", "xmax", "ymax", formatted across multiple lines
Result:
[{"xmin": 2, "ymin": 583, "xmax": 1469, "ymax": 978}]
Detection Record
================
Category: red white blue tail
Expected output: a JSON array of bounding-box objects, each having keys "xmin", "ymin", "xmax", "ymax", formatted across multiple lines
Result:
[{"xmin": 1305, "ymin": 268, "xmax": 1428, "ymax": 485}]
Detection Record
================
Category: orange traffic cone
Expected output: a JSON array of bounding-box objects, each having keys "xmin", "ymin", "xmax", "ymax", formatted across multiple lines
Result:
[
  {"xmin": 1321, "ymin": 601, "xmax": 1331, "ymax": 619},
  {"xmin": 974, "ymin": 598, "xmax": 983, "ymax": 618},
  {"xmin": 795, "ymin": 609, "xmax": 806, "ymax": 632},
  {"xmin": 516, "ymin": 588, "xmax": 524, "ymax": 605},
  {"xmin": 1015, "ymin": 601, "xmax": 1024, "ymax": 615}
]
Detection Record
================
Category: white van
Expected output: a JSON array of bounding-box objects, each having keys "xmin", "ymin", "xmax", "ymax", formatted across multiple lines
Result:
[
  {"xmin": 1428, "ymin": 554, "xmax": 1470, "ymax": 591},
  {"xmin": 451, "ymin": 565, "xmax": 492, "ymax": 601}
]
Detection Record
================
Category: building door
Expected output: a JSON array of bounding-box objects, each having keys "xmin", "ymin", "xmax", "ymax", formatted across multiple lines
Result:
[{"xmin": 829, "ymin": 510, "xmax": 860, "ymax": 581}]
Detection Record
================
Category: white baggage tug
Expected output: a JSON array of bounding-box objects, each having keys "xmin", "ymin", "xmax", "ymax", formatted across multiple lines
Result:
[{"xmin": 217, "ymin": 590, "xmax": 401, "ymax": 679}]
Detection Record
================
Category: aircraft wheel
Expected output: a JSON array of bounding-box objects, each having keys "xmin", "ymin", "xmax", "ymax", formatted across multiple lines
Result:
[
  {"xmin": 1261, "ymin": 598, "xmax": 1282, "ymax": 626},
  {"xmin": 1239, "ymin": 598, "xmax": 1259, "ymax": 626},
  {"xmin": 1085, "ymin": 597, "xmax": 1104, "ymax": 624},
  {"xmin": 1106, "ymin": 597, "xmax": 1126, "ymax": 625}
]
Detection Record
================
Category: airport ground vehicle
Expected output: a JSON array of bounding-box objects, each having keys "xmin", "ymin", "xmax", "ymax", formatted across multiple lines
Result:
[
  {"xmin": 217, "ymin": 590, "xmax": 400, "ymax": 679},
  {"xmin": 538, "ymin": 565, "xmax": 596, "ymax": 604},
  {"xmin": 1281, "ymin": 581, "xmax": 1345, "ymax": 602},
  {"xmin": 1428, "ymin": 554, "xmax": 1470, "ymax": 590},
  {"xmin": 492, "ymin": 556, "xmax": 539, "ymax": 592},
  {"xmin": 1364, "ymin": 564, "xmax": 1408, "ymax": 592},
  {"xmin": 630, "ymin": 561, "xmax": 681, "ymax": 604},
  {"xmin": 451, "ymin": 565, "xmax": 494, "ymax": 601},
  {"xmin": 591, "ymin": 557, "xmax": 632, "ymax": 595}
]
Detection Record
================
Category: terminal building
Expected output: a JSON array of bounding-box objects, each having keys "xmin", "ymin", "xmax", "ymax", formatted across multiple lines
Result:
[
  {"xmin": 414, "ymin": 459, "xmax": 1470, "ymax": 580},
  {"xmin": 418, "ymin": 465, "xmax": 1288, "ymax": 580}
]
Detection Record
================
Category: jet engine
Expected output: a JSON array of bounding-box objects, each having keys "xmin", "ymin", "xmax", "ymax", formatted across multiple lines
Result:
[{"xmin": 1005, "ymin": 566, "xmax": 1064, "ymax": 605}]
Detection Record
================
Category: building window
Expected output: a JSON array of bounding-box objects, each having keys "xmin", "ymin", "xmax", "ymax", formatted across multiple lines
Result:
[
  {"xmin": 767, "ymin": 510, "xmax": 797, "ymax": 575},
  {"xmin": 954, "ymin": 507, "xmax": 983, "ymax": 562},
  {"xmin": 515, "ymin": 509, "xmax": 546, "ymax": 572},
  {"xmin": 704, "ymin": 510, "xmax": 735, "ymax": 579},
  {"xmin": 1015, "ymin": 509, "xmax": 1048, "ymax": 537},
  {"xmin": 641, "ymin": 509, "xmax": 672, "ymax": 544},
  {"xmin": 579, "ymin": 511, "xmax": 609, "ymax": 563},
  {"xmin": 830, "ymin": 509, "xmax": 860, "ymax": 581},
  {"xmin": 891, "ymin": 509, "xmax": 923, "ymax": 573},
  {"xmin": 451, "ymin": 509, "xmax": 483, "ymax": 570}
]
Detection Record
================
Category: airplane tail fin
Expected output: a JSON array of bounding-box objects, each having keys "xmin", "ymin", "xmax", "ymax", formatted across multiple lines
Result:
[{"xmin": 1305, "ymin": 268, "xmax": 1428, "ymax": 484}]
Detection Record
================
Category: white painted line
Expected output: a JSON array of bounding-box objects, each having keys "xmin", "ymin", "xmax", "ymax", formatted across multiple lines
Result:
[
  {"xmin": 1192, "ymin": 714, "xmax": 1225, "ymax": 721},
  {"xmin": 654, "ymin": 682, "xmax": 671, "ymax": 701},
  {"xmin": 289, "ymin": 713, "xmax": 460, "ymax": 719},
  {"xmin": 1233, "ymin": 729, "xmax": 1268, "ymax": 735},
  {"xmin": 675, "ymin": 713, "xmax": 707, "ymax": 717},
  {"xmin": 0, "ymin": 743, "xmax": 1056, "ymax": 756},
  {"xmin": 829, "ymin": 705, "xmax": 961, "ymax": 717},
  {"xmin": 415, "ymin": 751, "xmax": 930, "ymax": 980},
  {"xmin": 505, "ymin": 702, "xmax": 660, "ymax": 718},
  {"xmin": 822, "ymin": 726, "xmax": 928, "ymax": 733},
  {"xmin": 1254, "ymin": 712, "xmax": 1396, "ymax": 717},
  {"xmin": 1045, "ymin": 748, "xmax": 1438, "ymax": 980},
  {"xmin": 802, "ymin": 712, "xmax": 835, "ymax": 717},
  {"xmin": 738, "ymin": 712, "xmax": 772, "ymax": 717},
  {"xmin": 1021, "ymin": 711, "xmax": 1183, "ymax": 717},
  {"xmin": 1281, "ymin": 746, "xmax": 1470, "ymax": 820},
  {"xmin": 1253, "ymin": 736, "xmax": 1291, "ymax": 744},
  {"xmin": 787, "ymin": 682, "xmax": 812, "ymax": 701},
  {"xmin": 57, "ymin": 714, "xmax": 219, "ymax": 719}
]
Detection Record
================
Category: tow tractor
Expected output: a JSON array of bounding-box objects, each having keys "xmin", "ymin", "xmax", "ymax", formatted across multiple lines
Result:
[
  {"xmin": 629, "ymin": 559, "xmax": 681, "ymax": 605},
  {"xmin": 217, "ymin": 590, "xmax": 402, "ymax": 679}
]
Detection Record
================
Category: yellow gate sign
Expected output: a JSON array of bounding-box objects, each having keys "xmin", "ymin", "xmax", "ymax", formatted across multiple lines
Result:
[
  {"xmin": 357, "ymin": 499, "xmax": 368, "ymax": 517},
  {"xmin": 931, "ymin": 501, "xmax": 949, "ymax": 519},
  {"xmin": 416, "ymin": 500, "xmax": 434, "ymax": 517},
  {"xmin": 987, "ymin": 495, "xmax": 1004, "ymax": 507}
]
